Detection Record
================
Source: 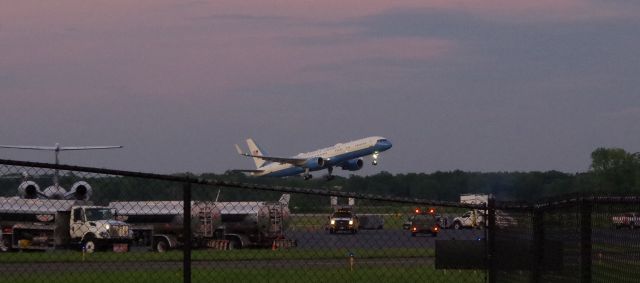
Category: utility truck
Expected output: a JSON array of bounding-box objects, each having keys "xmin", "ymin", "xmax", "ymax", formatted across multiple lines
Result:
[
  {"xmin": 612, "ymin": 212, "xmax": 640, "ymax": 229},
  {"xmin": 452, "ymin": 194, "xmax": 488, "ymax": 229},
  {"xmin": 452, "ymin": 194, "xmax": 517, "ymax": 229},
  {"xmin": 0, "ymin": 197, "xmax": 132, "ymax": 252}
]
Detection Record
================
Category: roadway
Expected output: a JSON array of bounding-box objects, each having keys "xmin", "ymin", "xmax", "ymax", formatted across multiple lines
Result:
[{"xmin": 289, "ymin": 228, "xmax": 486, "ymax": 249}]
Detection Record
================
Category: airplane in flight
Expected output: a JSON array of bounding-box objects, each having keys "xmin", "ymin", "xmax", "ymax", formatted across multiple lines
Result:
[
  {"xmin": 234, "ymin": 136, "xmax": 392, "ymax": 180},
  {"xmin": 0, "ymin": 143, "xmax": 122, "ymax": 200}
]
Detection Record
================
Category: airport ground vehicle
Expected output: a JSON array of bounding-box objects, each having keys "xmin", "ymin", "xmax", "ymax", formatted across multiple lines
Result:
[
  {"xmin": 452, "ymin": 210, "xmax": 485, "ymax": 230},
  {"xmin": 452, "ymin": 210, "xmax": 517, "ymax": 229},
  {"xmin": 0, "ymin": 197, "xmax": 132, "ymax": 252},
  {"xmin": 404, "ymin": 212, "xmax": 450, "ymax": 230},
  {"xmin": 328, "ymin": 206, "xmax": 359, "ymax": 234},
  {"xmin": 409, "ymin": 208, "xmax": 440, "ymax": 237},
  {"xmin": 452, "ymin": 194, "xmax": 489, "ymax": 230},
  {"xmin": 110, "ymin": 195, "xmax": 292, "ymax": 251},
  {"xmin": 612, "ymin": 212, "xmax": 640, "ymax": 229}
]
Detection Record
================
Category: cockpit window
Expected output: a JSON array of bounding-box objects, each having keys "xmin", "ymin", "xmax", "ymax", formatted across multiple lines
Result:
[{"xmin": 377, "ymin": 139, "xmax": 388, "ymax": 142}]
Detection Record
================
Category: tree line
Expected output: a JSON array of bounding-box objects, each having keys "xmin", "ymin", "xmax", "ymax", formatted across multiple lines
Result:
[{"xmin": 1, "ymin": 148, "xmax": 638, "ymax": 209}]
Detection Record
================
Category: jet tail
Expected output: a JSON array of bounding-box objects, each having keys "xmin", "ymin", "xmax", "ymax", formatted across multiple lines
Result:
[
  {"xmin": 278, "ymin": 194, "xmax": 290, "ymax": 206},
  {"xmin": 246, "ymin": 138, "xmax": 268, "ymax": 168}
]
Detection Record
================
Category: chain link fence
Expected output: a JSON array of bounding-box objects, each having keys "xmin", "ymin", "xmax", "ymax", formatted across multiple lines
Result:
[
  {"xmin": 490, "ymin": 197, "xmax": 640, "ymax": 283},
  {"xmin": 0, "ymin": 160, "xmax": 486, "ymax": 283},
  {"xmin": 2, "ymin": 159, "xmax": 639, "ymax": 283}
]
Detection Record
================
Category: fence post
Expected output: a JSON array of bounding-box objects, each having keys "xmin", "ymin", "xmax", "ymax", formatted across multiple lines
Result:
[
  {"xmin": 531, "ymin": 208, "xmax": 544, "ymax": 283},
  {"xmin": 580, "ymin": 198, "xmax": 592, "ymax": 283},
  {"xmin": 183, "ymin": 182, "xmax": 192, "ymax": 283},
  {"xmin": 487, "ymin": 197, "xmax": 496, "ymax": 283}
]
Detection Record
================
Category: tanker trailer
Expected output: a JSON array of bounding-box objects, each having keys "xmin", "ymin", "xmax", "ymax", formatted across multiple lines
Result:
[
  {"xmin": 109, "ymin": 201, "xmax": 222, "ymax": 252},
  {"xmin": 110, "ymin": 194, "xmax": 294, "ymax": 251}
]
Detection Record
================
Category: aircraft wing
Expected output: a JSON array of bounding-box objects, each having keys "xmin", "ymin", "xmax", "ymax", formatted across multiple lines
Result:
[
  {"xmin": 244, "ymin": 155, "xmax": 307, "ymax": 166},
  {"xmin": 0, "ymin": 145, "xmax": 122, "ymax": 151},
  {"xmin": 235, "ymin": 144, "xmax": 307, "ymax": 166},
  {"xmin": 0, "ymin": 145, "xmax": 56, "ymax": 150},
  {"xmin": 231, "ymin": 169, "xmax": 265, "ymax": 173},
  {"xmin": 59, "ymin": 146, "xmax": 123, "ymax": 151}
]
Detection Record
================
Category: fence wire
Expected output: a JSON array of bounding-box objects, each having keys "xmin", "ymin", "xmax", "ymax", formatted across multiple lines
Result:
[
  {"xmin": 3, "ymin": 160, "xmax": 640, "ymax": 283},
  {"xmin": 0, "ymin": 161, "xmax": 485, "ymax": 283}
]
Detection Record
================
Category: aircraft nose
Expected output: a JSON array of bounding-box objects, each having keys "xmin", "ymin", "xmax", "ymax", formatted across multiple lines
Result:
[{"xmin": 376, "ymin": 139, "xmax": 392, "ymax": 151}]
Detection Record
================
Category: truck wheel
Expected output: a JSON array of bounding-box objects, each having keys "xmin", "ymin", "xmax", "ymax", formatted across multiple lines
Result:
[
  {"xmin": 228, "ymin": 238, "xmax": 241, "ymax": 250},
  {"xmin": 0, "ymin": 238, "xmax": 9, "ymax": 252},
  {"xmin": 83, "ymin": 238, "xmax": 97, "ymax": 253},
  {"xmin": 453, "ymin": 222, "xmax": 462, "ymax": 230},
  {"xmin": 154, "ymin": 238, "xmax": 169, "ymax": 253}
]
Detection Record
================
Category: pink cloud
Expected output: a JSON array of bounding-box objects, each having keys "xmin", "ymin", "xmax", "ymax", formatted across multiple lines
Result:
[{"xmin": 1, "ymin": 0, "xmax": 636, "ymax": 103}]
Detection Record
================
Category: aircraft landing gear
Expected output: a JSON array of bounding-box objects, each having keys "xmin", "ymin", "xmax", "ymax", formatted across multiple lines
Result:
[
  {"xmin": 303, "ymin": 168, "xmax": 313, "ymax": 180},
  {"xmin": 325, "ymin": 167, "xmax": 334, "ymax": 181},
  {"xmin": 372, "ymin": 151, "xmax": 379, "ymax": 166}
]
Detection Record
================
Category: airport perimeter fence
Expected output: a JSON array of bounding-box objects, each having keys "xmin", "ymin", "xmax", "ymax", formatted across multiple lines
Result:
[
  {"xmin": 491, "ymin": 196, "xmax": 640, "ymax": 283},
  {"xmin": 0, "ymin": 159, "xmax": 639, "ymax": 283}
]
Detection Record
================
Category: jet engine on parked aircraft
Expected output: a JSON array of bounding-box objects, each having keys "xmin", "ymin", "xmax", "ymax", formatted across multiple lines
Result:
[
  {"xmin": 340, "ymin": 158, "xmax": 364, "ymax": 171},
  {"xmin": 66, "ymin": 181, "xmax": 93, "ymax": 201},
  {"xmin": 17, "ymin": 180, "xmax": 93, "ymax": 200},
  {"xmin": 302, "ymin": 157, "xmax": 325, "ymax": 170},
  {"xmin": 18, "ymin": 181, "xmax": 42, "ymax": 199}
]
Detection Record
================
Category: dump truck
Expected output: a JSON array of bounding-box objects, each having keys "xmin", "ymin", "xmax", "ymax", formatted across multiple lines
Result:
[{"xmin": 0, "ymin": 197, "xmax": 132, "ymax": 252}]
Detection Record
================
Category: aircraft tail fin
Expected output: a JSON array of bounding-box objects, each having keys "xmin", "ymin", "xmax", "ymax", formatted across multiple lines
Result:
[
  {"xmin": 246, "ymin": 138, "xmax": 268, "ymax": 168},
  {"xmin": 278, "ymin": 194, "xmax": 290, "ymax": 206}
]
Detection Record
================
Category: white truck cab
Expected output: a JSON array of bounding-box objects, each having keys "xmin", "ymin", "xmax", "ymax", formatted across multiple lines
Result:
[{"xmin": 69, "ymin": 206, "xmax": 131, "ymax": 252}]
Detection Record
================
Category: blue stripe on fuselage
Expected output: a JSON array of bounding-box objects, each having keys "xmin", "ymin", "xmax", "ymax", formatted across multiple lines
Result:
[{"xmin": 262, "ymin": 146, "xmax": 378, "ymax": 177}]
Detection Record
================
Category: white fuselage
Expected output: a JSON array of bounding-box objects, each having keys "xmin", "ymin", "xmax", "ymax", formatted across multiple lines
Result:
[{"xmin": 253, "ymin": 136, "xmax": 391, "ymax": 177}]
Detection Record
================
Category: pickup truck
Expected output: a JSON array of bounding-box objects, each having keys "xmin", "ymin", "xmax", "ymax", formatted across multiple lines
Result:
[
  {"xmin": 328, "ymin": 209, "xmax": 359, "ymax": 234},
  {"xmin": 612, "ymin": 212, "xmax": 640, "ymax": 229},
  {"xmin": 452, "ymin": 210, "xmax": 485, "ymax": 230}
]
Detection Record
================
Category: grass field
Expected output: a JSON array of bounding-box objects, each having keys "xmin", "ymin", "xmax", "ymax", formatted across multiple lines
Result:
[
  {"xmin": 3, "ymin": 266, "xmax": 485, "ymax": 283},
  {"xmin": 0, "ymin": 247, "xmax": 484, "ymax": 283},
  {"xmin": 0, "ymin": 247, "xmax": 435, "ymax": 263}
]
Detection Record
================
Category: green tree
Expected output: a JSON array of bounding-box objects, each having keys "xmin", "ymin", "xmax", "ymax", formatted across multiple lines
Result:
[{"xmin": 590, "ymin": 148, "xmax": 640, "ymax": 192}]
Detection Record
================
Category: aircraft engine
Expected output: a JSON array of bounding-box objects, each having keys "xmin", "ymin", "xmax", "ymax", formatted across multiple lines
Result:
[
  {"xmin": 66, "ymin": 181, "xmax": 93, "ymax": 201},
  {"xmin": 18, "ymin": 181, "xmax": 42, "ymax": 199},
  {"xmin": 341, "ymin": 158, "xmax": 364, "ymax": 171},
  {"xmin": 302, "ymin": 157, "xmax": 325, "ymax": 170}
]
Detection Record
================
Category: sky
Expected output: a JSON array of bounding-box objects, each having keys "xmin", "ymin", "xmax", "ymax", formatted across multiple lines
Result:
[{"xmin": 1, "ymin": 0, "xmax": 639, "ymax": 176}]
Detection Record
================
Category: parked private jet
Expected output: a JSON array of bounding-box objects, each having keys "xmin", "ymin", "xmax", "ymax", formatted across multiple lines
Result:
[
  {"xmin": 0, "ymin": 143, "xmax": 122, "ymax": 200},
  {"xmin": 234, "ymin": 136, "xmax": 392, "ymax": 180}
]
